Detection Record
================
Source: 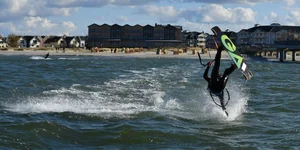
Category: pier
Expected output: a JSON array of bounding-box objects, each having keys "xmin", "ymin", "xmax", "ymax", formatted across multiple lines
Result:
[{"xmin": 253, "ymin": 44, "xmax": 300, "ymax": 62}]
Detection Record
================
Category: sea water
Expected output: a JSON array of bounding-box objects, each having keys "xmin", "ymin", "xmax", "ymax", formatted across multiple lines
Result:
[{"xmin": 0, "ymin": 55, "xmax": 299, "ymax": 149}]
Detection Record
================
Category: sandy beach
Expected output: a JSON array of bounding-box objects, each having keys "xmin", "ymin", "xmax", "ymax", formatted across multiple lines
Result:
[
  {"xmin": 0, "ymin": 49, "xmax": 230, "ymax": 60},
  {"xmin": 3, "ymin": 49, "xmax": 299, "ymax": 62}
]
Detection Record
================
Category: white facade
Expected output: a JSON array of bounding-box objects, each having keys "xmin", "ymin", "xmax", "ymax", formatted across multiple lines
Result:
[
  {"xmin": 197, "ymin": 33, "xmax": 206, "ymax": 48},
  {"xmin": 0, "ymin": 37, "xmax": 7, "ymax": 48},
  {"xmin": 18, "ymin": 37, "xmax": 28, "ymax": 48},
  {"xmin": 30, "ymin": 36, "xmax": 40, "ymax": 48},
  {"xmin": 79, "ymin": 37, "xmax": 86, "ymax": 48},
  {"xmin": 69, "ymin": 37, "xmax": 79, "ymax": 47}
]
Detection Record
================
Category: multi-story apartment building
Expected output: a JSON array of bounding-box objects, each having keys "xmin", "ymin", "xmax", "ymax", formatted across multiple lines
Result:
[
  {"xmin": 87, "ymin": 23, "xmax": 183, "ymax": 48},
  {"xmin": 182, "ymin": 31, "xmax": 202, "ymax": 47},
  {"xmin": 88, "ymin": 23, "xmax": 111, "ymax": 48},
  {"xmin": 236, "ymin": 23, "xmax": 300, "ymax": 46},
  {"xmin": 197, "ymin": 32, "xmax": 208, "ymax": 48},
  {"xmin": 143, "ymin": 25, "xmax": 154, "ymax": 47}
]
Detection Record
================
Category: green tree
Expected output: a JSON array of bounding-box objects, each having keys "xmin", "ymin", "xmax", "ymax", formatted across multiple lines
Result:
[{"xmin": 7, "ymin": 34, "xmax": 20, "ymax": 47}]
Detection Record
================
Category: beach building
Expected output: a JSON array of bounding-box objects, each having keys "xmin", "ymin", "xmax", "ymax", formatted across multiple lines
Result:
[
  {"xmin": 182, "ymin": 31, "xmax": 199, "ymax": 47},
  {"xmin": 236, "ymin": 23, "xmax": 300, "ymax": 46},
  {"xmin": 0, "ymin": 35, "xmax": 8, "ymax": 48},
  {"xmin": 43, "ymin": 36, "xmax": 85, "ymax": 48},
  {"xmin": 187, "ymin": 32, "xmax": 199, "ymax": 47},
  {"xmin": 79, "ymin": 36, "xmax": 87, "ymax": 48},
  {"xmin": 197, "ymin": 32, "xmax": 208, "ymax": 48},
  {"xmin": 87, "ymin": 23, "xmax": 183, "ymax": 48},
  {"xmin": 43, "ymin": 36, "xmax": 64, "ymax": 48},
  {"xmin": 37, "ymin": 36, "xmax": 49, "ymax": 48},
  {"xmin": 29, "ymin": 36, "xmax": 41, "ymax": 48},
  {"xmin": 63, "ymin": 36, "xmax": 86, "ymax": 48},
  {"xmin": 181, "ymin": 31, "xmax": 208, "ymax": 48},
  {"xmin": 18, "ymin": 36, "xmax": 34, "ymax": 48}
]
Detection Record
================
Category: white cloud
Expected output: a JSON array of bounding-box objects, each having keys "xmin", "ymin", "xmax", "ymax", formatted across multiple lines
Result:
[
  {"xmin": 284, "ymin": 0, "xmax": 297, "ymax": 6},
  {"xmin": 0, "ymin": 0, "xmax": 75, "ymax": 22},
  {"xmin": 179, "ymin": 0, "xmax": 278, "ymax": 5},
  {"xmin": 0, "ymin": 0, "xmax": 278, "ymax": 24},
  {"xmin": 9, "ymin": 0, "xmax": 28, "ymax": 13},
  {"xmin": 264, "ymin": 12, "xmax": 279, "ymax": 22},
  {"xmin": 25, "ymin": 17, "xmax": 57, "ymax": 29},
  {"xmin": 46, "ymin": 0, "xmax": 159, "ymax": 7},
  {"xmin": 60, "ymin": 21, "xmax": 77, "ymax": 35},
  {"xmin": 180, "ymin": 4, "xmax": 256, "ymax": 24},
  {"xmin": 0, "ymin": 0, "xmax": 291, "ymax": 35},
  {"xmin": 270, "ymin": 12, "xmax": 278, "ymax": 18},
  {"xmin": 286, "ymin": 10, "xmax": 300, "ymax": 24},
  {"xmin": 180, "ymin": 19, "xmax": 254, "ymax": 33},
  {"xmin": 63, "ymin": 21, "xmax": 76, "ymax": 29},
  {"xmin": 0, "ymin": 22, "xmax": 19, "ymax": 35},
  {"xmin": 138, "ymin": 4, "xmax": 257, "ymax": 31},
  {"xmin": 25, "ymin": 17, "xmax": 43, "ymax": 28},
  {"xmin": 4, "ymin": 17, "xmax": 76, "ymax": 35},
  {"xmin": 142, "ymin": 5, "xmax": 180, "ymax": 22},
  {"xmin": 117, "ymin": 16, "xmax": 129, "ymax": 22},
  {"xmin": 41, "ymin": 19, "xmax": 57, "ymax": 29}
]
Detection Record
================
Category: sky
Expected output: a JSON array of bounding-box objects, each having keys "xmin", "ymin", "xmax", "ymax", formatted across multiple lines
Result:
[{"xmin": 0, "ymin": 0, "xmax": 300, "ymax": 36}]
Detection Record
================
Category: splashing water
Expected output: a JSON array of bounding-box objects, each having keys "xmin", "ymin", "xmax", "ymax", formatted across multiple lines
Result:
[{"xmin": 4, "ymin": 57, "xmax": 248, "ymax": 121}]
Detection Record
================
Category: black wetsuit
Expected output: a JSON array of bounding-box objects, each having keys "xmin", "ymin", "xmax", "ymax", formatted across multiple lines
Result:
[
  {"xmin": 203, "ymin": 46, "xmax": 236, "ymax": 110},
  {"xmin": 44, "ymin": 53, "xmax": 49, "ymax": 59}
]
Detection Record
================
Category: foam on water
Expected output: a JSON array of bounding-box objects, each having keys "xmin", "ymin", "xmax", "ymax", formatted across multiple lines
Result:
[
  {"xmin": 225, "ymin": 83, "xmax": 249, "ymax": 121},
  {"xmin": 195, "ymin": 81, "xmax": 249, "ymax": 121},
  {"xmin": 30, "ymin": 56, "xmax": 80, "ymax": 60},
  {"xmin": 58, "ymin": 57, "xmax": 80, "ymax": 60},
  {"xmin": 30, "ymin": 56, "xmax": 51, "ymax": 60},
  {"xmin": 5, "ymin": 86, "xmax": 180, "ymax": 119}
]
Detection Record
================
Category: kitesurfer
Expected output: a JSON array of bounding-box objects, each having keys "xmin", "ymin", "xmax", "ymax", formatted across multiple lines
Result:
[
  {"xmin": 44, "ymin": 52, "xmax": 49, "ymax": 59},
  {"xmin": 203, "ymin": 45, "xmax": 237, "ymax": 112}
]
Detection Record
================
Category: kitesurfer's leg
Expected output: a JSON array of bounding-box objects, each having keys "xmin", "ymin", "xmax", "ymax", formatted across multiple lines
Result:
[
  {"xmin": 218, "ymin": 92, "xmax": 226, "ymax": 110},
  {"xmin": 222, "ymin": 64, "xmax": 237, "ymax": 79},
  {"xmin": 219, "ymin": 64, "xmax": 237, "ymax": 89},
  {"xmin": 211, "ymin": 46, "xmax": 223, "ymax": 80}
]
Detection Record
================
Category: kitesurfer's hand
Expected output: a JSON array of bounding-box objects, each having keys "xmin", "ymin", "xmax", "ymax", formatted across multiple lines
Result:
[{"xmin": 207, "ymin": 61, "xmax": 214, "ymax": 67}]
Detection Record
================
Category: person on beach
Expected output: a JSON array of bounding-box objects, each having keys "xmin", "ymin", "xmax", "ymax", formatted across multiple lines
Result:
[{"xmin": 203, "ymin": 45, "xmax": 237, "ymax": 112}]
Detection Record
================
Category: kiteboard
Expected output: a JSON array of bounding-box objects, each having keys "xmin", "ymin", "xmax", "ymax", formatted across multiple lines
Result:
[{"xmin": 211, "ymin": 26, "xmax": 253, "ymax": 80}]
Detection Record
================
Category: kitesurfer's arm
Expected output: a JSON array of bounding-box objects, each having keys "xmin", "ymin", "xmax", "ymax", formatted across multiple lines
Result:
[{"xmin": 203, "ymin": 63, "xmax": 211, "ymax": 82}]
